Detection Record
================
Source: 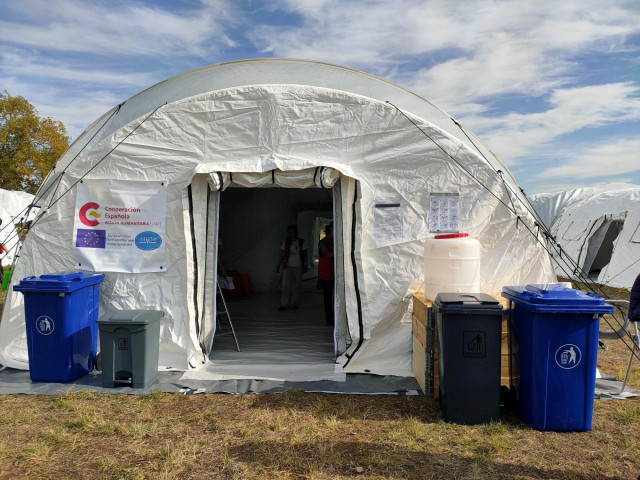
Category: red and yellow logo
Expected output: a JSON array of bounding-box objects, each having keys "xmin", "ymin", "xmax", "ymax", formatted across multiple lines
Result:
[{"xmin": 79, "ymin": 202, "xmax": 101, "ymax": 227}]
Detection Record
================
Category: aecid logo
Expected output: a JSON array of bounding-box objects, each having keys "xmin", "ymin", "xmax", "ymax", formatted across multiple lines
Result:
[{"xmin": 79, "ymin": 202, "xmax": 102, "ymax": 227}]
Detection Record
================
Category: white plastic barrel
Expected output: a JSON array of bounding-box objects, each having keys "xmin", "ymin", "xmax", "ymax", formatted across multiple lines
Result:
[{"xmin": 424, "ymin": 233, "xmax": 481, "ymax": 301}]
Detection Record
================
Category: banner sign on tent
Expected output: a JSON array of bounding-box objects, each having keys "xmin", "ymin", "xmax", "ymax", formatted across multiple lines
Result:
[
  {"xmin": 429, "ymin": 193, "xmax": 459, "ymax": 233},
  {"xmin": 73, "ymin": 179, "xmax": 167, "ymax": 273}
]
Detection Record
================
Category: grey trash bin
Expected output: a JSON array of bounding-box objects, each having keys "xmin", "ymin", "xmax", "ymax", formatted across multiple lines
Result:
[
  {"xmin": 435, "ymin": 293, "xmax": 505, "ymax": 424},
  {"xmin": 97, "ymin": 310, "xmax": 164, "ymax": 388}
]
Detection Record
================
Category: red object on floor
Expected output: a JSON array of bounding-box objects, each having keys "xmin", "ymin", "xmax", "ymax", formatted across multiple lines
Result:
[
  {"xmin": 222, "ymin": 273, "xmax": 251, "ymax": 298},
  {"xmin": 239, "ymin": 274, "xmax": 251, "ymax": 297},
  {"xmin": 224, "ymin": 273, "xmax": 243, "ymax": 298}
]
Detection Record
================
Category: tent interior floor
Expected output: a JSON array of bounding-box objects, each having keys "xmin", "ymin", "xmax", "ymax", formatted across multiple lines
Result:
[{"xmin": 181, "ymin": 292, "xmax": 345, "ymax": 382}]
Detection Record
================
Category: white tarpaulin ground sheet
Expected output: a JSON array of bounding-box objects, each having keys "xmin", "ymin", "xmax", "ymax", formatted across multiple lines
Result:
[{"xmin": 0, "ymin": 367, "xmax": 420, "ymax": 395}]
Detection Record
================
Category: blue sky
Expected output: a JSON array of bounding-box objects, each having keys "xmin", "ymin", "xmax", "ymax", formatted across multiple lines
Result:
[{"xmin": 1, "ymin": 0, "xmax": 639, "ymax": 194}]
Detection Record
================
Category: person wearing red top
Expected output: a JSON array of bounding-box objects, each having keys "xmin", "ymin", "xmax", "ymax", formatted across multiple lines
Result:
[
  {"xmin": 279, "ymin": 225, "xmax": 308, "ymax": 311},
  {"xmin": 318, "ymin": 222, "xmax": 334, "ymax": 325}
]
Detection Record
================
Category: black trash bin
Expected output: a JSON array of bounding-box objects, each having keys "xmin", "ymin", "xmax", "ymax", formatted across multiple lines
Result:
[
  {"xmin": 435, "ymin": 293, "xmax": 505, "ymax": 424},
  {"xmin": 97, "ymin": 310, "xmax": 164, "ymax": 388}
]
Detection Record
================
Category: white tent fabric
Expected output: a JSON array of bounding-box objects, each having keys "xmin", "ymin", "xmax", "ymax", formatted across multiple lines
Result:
[
  {"xmin": 0, "ymin": 189, "xmax": 36, "ymax": 267},
  {"xmin": 530, "ymin": 183, "xmax": 640, "ymax": 288},
  {"xmin": 0, "ymin": 59, "xmax": 555, "ymax": 376}
]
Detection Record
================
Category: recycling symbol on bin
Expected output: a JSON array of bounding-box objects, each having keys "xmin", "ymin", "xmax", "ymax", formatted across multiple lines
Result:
[
  {"xmin": 36, "ymin": 315, "xmax": 54, "ymax": 336},
  {"xmin": 555, "ymin": 344, "xmax": 582, "ymax": 370}
]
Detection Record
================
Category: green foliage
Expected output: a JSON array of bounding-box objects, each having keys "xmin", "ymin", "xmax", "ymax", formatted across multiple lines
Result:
[{"xmin": 0, "ymin": 91, "xmax": 69, "ymax": 194}]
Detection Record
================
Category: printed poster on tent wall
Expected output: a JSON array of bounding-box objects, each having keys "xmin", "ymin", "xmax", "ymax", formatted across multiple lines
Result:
[
  {"xmin": 429, "ymin": 192, "xmax": 459, "ymax": 233},
  {"xmin": 73, "ymin": 179, "xmax": 167, "ymax": 273}
]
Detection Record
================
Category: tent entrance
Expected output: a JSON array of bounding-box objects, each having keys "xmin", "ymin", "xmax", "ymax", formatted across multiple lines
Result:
[
  {"xmin": 206, "ymin": 185, "xmax": 345, "ymax": 379},
  {"xmin": 581, "ymin": 217, "xmax": 625, "ymax": 278}
]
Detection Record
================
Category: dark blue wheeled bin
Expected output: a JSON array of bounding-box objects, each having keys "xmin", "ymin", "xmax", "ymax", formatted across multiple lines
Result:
[
  {"xmin": 14, "ymin": 272, "xmax": 104, "ymax": 382},
  {"xmin": 502, "ymin": 284, "xmax": 613, "ymax": 431}
]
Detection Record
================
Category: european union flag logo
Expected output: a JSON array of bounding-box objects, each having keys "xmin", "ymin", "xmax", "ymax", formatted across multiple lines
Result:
[{"xmin": 76, "ymin": 229, "xmax": 106, "ymax": 248}]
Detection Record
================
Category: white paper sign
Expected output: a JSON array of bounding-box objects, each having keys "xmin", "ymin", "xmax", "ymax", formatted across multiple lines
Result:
[
  {"xmin": 73, "ymin": 179, "xmax": 167, "ymax": 273},
  {"xmin": 374, "ymin": 199, "xmax": 403, "ymax": 239},
  {"xmin": 429, "ymin": 193, "xmax": 460, "ymax": 232}
]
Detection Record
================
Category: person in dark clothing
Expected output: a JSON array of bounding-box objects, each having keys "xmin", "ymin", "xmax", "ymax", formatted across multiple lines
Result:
[
  {"xmin": 629, "ymin": 272, "xmax": 640, "ymax": 321},
  {"xmin": 318, "ymin": 222, "xmax": 334, "ymax": 325}
]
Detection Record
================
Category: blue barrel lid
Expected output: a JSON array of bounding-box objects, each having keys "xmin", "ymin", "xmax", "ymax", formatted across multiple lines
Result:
[
  {"xmin": 14, "ymin": 271, "xmax": 104, "ymax": 293},
  {"xmin": 501, "ymin": 284, "xmax": 613, "ymax": 314}
]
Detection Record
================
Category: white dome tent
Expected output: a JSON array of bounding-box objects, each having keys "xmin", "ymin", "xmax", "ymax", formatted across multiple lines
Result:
[
  {"xmin": 530, "ymin": 183, "xmax": 640, "ymax": 289},
  {"xmin": 0, "ymin": 188, "xmax": 36, "ymax": 268},
  {"xmin": 0, "ymin": 59, "xmax": 555, "ymax": 377}
]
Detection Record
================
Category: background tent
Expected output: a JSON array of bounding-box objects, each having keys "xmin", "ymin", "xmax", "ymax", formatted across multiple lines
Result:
[
  {"xmin": 0, "ymin": 188, "xmax": 36, "ymax": 268},
  {"xmin": 530, "ymin": 183, "xmax": 640, "ymax": 288},
  {"xmin": 0, "ymin": 59, "xmax": 556, "ymax": 376}
]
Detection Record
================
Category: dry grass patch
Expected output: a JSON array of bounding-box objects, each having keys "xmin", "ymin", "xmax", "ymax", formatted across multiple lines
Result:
[{"xmin": 0, "ymin": 392, "xmax": 638, "ymax": 479}]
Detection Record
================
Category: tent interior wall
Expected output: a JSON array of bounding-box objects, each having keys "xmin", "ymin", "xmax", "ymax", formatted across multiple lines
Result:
[{"xmin": 219, "ymin": 187, "xmax": 332, "ymax": 294}]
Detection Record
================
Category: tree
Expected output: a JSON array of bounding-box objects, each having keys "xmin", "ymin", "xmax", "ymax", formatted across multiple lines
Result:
[{"xmin": 0, "ymin": 91, "xmax": 70, "ymax": 194}]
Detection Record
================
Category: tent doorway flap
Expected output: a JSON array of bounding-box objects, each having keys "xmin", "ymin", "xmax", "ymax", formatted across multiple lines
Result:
[{"xmin": 582, "ymin": 215, "xmax": 626, "ymax": 275}]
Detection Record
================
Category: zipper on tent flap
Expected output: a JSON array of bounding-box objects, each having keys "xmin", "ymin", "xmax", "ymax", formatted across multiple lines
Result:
[
  {"xmin": 199, "ymin": 187, "xmax": 211, "ymax": 354},
  {"xmin": 187, "ymin": 185, "xmax": 201, "ymax": 340},
  {"xmin": 344, "ymin": 181, "xmax": 364, "ymax": 366}
]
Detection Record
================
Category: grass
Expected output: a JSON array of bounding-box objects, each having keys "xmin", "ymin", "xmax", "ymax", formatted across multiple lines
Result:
[
  {"xmin": 0, "ymin": 392, "xmax": 638, "ymax": 479},
  {"xmin": 0, "ymin": 283, "xmax": 639, "ymax": 479}
]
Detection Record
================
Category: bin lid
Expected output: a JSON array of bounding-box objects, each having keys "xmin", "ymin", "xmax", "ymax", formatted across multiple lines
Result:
[
  {"xmin": 434, "ymin": 293, "xmax": 505, "ymax": 314},
  {"xmin": 501, "ymin": 284, "xmax": 614, "ymax": 314},
  {"xmin": 97, "ymin": 310, "xmax": 164, "ymax": 325},
  {"xmin": 13, "ymin": 271, "xmax": 104, "ymax": 293}
]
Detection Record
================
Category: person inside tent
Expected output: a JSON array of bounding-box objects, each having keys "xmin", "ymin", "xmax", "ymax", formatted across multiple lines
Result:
[
  {"xmin": 630, "ymin": 272, "xmax": 640, "ymax": 323},
  {"xmin": 318, "ymin": 222, "xmax": 335, "ymax": 325},
  {"xmin": 279, "ymin": 224, "xmax": 308, "ymax": 311}
]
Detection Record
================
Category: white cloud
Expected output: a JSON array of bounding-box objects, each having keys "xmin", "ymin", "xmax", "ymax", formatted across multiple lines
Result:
[
  {"xmin": 251, "ymin": 0, "xmax": 640, "ymax": 114},
  {"xmin": 0, "ymin": 49, "xmax": 157, "ymax": 88},
  {"xmin": 537, "ymin": 137, "xmax": 640, "ymax": 180},
  {"xmin": 0, "ymin": 0, "xmax": 236, "ymax": 57},
  {"xmin": 464, "ymin": 82, "xmax": 640, "ymax": 161}
]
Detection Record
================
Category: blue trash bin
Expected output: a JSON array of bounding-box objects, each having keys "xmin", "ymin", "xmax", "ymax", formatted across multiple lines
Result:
[
  {"xmin": 502, "ymin": 284, "xmax": 613, "ymax": 431},
  {"xmin": 14, "ymin": 272, "xmax": 104, "ymax": 382}
]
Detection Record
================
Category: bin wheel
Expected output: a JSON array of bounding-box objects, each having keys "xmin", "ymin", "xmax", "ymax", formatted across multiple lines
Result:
[{"xmin": 94, "ymin": 352, "xmax": 102, "ymax": 372}]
